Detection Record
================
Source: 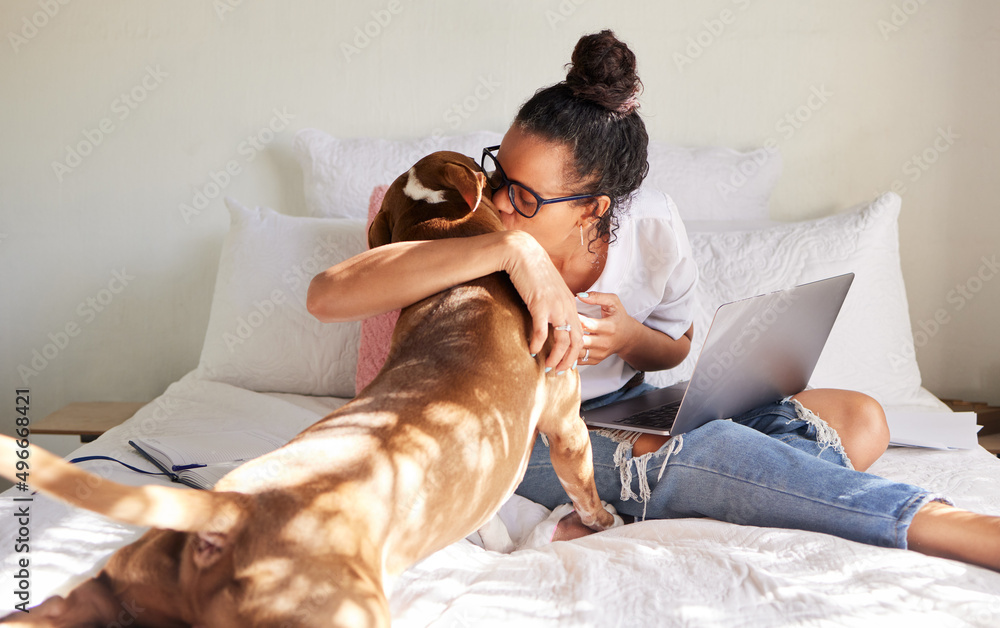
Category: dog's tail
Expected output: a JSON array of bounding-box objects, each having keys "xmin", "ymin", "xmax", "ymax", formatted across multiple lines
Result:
[{"xmin": 0, "ymin": 435, "xmax": 249, "ymax": 534}]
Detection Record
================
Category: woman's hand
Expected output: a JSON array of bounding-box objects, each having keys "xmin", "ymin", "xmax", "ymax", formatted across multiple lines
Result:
[
  {"xmin": 500, "ymin": 231, "xmax": 582, "ymax": 374},
  {"xmin": 576, "ymin": 292, "xmax": 641, "ymax": 365},
  {"xmin": 578, "ymin": 291, "xmax": 695, "ymax": 371}
]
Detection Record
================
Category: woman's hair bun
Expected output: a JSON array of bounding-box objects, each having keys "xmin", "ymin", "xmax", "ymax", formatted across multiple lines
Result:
[{"xmin": 565, "ymin": 30, "xmax": 642, "ymax": 115}]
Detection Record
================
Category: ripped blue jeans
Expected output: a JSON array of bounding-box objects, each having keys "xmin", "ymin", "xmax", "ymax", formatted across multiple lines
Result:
[{"xmin": 515, "ymin": 389, "xmax": 947, "ymax": 550}]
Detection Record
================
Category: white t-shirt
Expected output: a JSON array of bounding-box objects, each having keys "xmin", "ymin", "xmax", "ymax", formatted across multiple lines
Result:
[{"xmin": 577, "ymin": 187, "xmax": 699, "ymax": 400}]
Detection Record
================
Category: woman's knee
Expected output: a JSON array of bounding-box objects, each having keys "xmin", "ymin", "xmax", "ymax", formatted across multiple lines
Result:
[
  {"xmin": 793, "ymin": 389, "xmax": 890, "ymax": 471},
  {"xmin": 842, "ymin": 391, "xmax": 890, "ymax": 469}
]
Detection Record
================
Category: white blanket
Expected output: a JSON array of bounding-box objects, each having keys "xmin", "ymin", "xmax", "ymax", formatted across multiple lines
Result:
[{"xmin": 3, "ymin": 371, "xmax": 1000, "ymax": 625}]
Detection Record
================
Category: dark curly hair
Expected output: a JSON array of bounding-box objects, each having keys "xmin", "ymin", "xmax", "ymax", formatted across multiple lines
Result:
[{"xmin": 513, "ymin": 30, "xmax": 649, "ymax": 253}]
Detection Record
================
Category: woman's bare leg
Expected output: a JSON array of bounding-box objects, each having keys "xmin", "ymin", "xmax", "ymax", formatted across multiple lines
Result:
[
  {"xmin": 791, "ymin": 389, "xmax": 891, "ymax": 471},
  {"xmin": 908, "ymin": 500, "xmax": 1000, "ymax": 570}
]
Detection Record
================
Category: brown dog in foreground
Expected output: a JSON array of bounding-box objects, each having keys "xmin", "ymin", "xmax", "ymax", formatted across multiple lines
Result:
[{"xmin": 0, "ymin": 150, "xmax": 620, "ymax": 627}]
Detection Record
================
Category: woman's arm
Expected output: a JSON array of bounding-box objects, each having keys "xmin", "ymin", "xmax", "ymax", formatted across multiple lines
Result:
[
  {"xmin": 306, "ymin": 230, "xmax": 584, "ymax": 373},
  {"xmin": 618, "ymin": 321, "xmax": 693, "ymax": 372},
  {"xmin": 307, "ymin": 231, "xmax": 508, "ymax": 323}
]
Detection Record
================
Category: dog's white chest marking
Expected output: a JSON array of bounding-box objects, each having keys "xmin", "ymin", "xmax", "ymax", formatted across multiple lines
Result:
[{"xmin": 403, "ymin": 167, "xmax": 446, "ymax": 203}]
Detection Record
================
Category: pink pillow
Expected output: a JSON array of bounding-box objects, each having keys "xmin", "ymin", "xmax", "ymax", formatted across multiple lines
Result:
[{"xmin": 356, "ymin": 185, "xmax": 399, "ymax": 393}]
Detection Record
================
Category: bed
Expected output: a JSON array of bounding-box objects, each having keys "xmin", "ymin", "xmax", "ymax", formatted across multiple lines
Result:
[{"xmin": 3, "ymin": 129, "xmax": 1000, "ymax": 626}]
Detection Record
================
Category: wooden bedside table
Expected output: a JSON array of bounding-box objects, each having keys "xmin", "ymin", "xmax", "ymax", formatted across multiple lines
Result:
[
  {"xmin": 941, "ymin": 399, "xmax": 1000, "ymax": 455},
  {"xmin": 33, "ymin": 402, "xmax": 148, "ymax": 442}
]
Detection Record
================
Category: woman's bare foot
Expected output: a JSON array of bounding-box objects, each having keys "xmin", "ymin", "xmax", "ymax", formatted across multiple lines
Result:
[
  {"xmin": 908, "ymin": 500, "xmax": 1000, "ymax": 571},
  {"xmin": 552, "ymin": 510, "xmax": 599, "ymax": 542},
  {"xmin": 552, "ymin": 503, "xmax": 628, "ymax": 542}
]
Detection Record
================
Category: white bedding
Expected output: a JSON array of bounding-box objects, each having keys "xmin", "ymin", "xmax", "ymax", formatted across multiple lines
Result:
[{"xmin": 3, "ymin": 371, "xmax": 1000, "ymax": 625}]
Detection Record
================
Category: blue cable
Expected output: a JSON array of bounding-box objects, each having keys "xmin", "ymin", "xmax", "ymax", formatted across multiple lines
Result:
[{"xmin": 68, "ymin": 455, "xmax": 167, "ymax": 477}]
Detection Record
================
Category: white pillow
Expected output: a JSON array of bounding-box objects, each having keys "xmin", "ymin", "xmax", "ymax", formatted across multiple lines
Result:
[
  {"xmin": 646, "ymin": 192, "xmax": 924, "ymax": 408},
  {"xmin": 293, "ymin": 129, "xmax": 504, "ymax": 220},
  {"xmin": 642, "ymin": 143, "xmax": 782, "ymax": 222},
  {"xmin": 195, "ymin": 198, "xmax": 366, "ymax": 397},
  {"xmin": 293, "ymin": 128, "xmax": 781, "ymax": 222}
]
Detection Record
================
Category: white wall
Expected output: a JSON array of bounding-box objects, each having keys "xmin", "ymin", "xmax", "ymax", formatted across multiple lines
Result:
[{"xmin": 2, "ymin": 0, "xmax": 998, "ymax": 457}]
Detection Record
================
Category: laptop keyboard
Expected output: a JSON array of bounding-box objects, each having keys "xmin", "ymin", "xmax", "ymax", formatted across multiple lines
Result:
[{"xmin": 614, "ymin": 403, "xmax": 680, "ymax": 430}]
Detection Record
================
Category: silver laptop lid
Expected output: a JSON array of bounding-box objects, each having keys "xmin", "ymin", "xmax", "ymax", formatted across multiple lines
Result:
[{"xmin": 668, "ymin": 272, "xmax": 855, "ymax": 436}]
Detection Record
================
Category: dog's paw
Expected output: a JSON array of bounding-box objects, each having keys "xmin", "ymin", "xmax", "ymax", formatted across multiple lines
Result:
[{"xmin": 601, "ymin": 500, "xmax": 625, "ymax": 529}]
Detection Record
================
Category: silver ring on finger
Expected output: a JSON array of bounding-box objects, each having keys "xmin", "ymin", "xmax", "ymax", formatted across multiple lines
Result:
[
  {"xmin": 583, "ymin": 348, "xmax": 590, "ymax": 362},
  {"xmin": 554, "ymin": 324, "xmax": 572, "ymax": 332}
]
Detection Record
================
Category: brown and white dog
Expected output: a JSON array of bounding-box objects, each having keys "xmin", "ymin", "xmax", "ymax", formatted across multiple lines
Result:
[{"xmin": 0, "ymin": 150, "xmax": 620, "ymax": 627}]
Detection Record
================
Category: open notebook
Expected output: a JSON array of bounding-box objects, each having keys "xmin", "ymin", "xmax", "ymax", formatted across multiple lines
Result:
[{"xmin": 129, "ymin": 429, "xmax": 287, "ymax": 489}]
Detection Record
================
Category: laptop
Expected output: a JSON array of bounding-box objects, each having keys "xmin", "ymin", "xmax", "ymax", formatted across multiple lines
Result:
[{"xmin": 582, "ymin": 273, "xmax": 855, "ymax": 437}]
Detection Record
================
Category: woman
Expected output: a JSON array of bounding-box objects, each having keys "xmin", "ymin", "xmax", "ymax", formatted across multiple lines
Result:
[{"xmin": 308, "ymin": 30, "xmax": 1000, "ymax": 570}]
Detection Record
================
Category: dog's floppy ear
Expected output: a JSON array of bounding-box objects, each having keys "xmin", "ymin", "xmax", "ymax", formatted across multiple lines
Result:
[
  {"xmin": 192, "ymin": 531, "xmax": 229, "ymax": 569},
  {"xmin": 441, "ymin": 162, "xmax": 487, "ymax": 213},
  {"xmin": 368, "ymin": 209, "xmax": 392, "ymax": 249}
]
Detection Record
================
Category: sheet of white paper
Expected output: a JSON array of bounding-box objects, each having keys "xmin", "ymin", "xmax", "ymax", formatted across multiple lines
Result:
[{"xmin": 885, "ymin": 410, "xmax": 982, "ymax": 449}]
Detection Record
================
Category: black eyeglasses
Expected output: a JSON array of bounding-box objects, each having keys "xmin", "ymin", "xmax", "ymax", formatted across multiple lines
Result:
[{"xmin": 480, "ymin": 145, "xmax": 606, "ymax": 218}]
